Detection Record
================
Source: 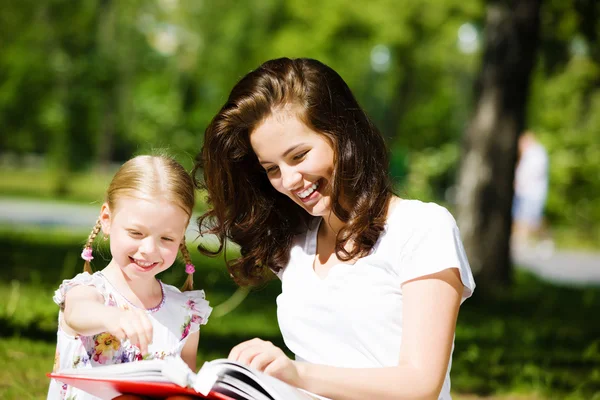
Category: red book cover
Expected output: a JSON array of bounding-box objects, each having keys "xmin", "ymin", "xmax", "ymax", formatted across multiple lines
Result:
[{"xmin": 48, "ymin": 373, "xmax": 235, "ymax": 400}]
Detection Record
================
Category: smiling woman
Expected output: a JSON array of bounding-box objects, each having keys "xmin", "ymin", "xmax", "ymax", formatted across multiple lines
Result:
[
  {"xmin": 197, "ymin": 58, "xmax": 392, "ymax": 286},
  {"xmin": 250, "ymin": 107, "xmax": 335, "ymax": 220},
  {"xmin": 194, "ymin": 58, "xmax": 476, "ymax": 400}
]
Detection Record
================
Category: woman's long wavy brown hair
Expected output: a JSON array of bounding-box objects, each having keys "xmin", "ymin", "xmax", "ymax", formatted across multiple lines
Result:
[{"xmin": 193, "ymin": 57, "xmax": 393, "ymax": 286}]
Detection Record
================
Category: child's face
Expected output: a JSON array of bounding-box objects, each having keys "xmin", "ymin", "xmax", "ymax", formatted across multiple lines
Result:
[
  {"xmin": 250, "ymin": 108, "xmax": 335, "ymax": 218},
  {"xmin": 100, "ymin": 197, "xmax": 189, "ymax": 281}
]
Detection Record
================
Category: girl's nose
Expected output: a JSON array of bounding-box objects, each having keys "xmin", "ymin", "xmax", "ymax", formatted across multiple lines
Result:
[{"xmin": 139, "ymin": 237, "xmax": 157, "ymax": 254}]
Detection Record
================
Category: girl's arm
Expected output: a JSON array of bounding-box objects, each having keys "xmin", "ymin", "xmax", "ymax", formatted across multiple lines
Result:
[
  {"xmin": 230, "ymin": 268, "xmax": 464, "ymax": 400},
  {"xmin": 180, "ymin": 330, "xmax": 200, "ymax": 371},
  {"xmin": 62, "ymin": 285, "xmax": 154, "ymax": 354},
  {"xmin": 62, "ymin": 285, "xmax": 113, "ymax": 335}
]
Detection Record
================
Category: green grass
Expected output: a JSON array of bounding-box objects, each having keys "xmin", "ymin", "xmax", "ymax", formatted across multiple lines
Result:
[
  {"xmin": 452, "ymin": 274, "xmax": 600, "ymax": 398},
  {"xmin": 0, "ymin": 167, "xmax": 114, "ymax": 205},
  {"xmin": 1, "ymin": 229, "xmax": 599, "ymax": 399},
  {"xmin": 0, "ymin": 337, "xmax": 56, "ymax": 400},
  {"xmin": 0, "ymin": 167, "xmax": 208, "ymax": 211}
]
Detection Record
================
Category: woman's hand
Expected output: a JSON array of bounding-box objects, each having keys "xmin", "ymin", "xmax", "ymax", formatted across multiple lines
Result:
[
  {"xmin": 228, "ymin": 338, "xmax": 301, "ymax": 387},
  {"xmin": 104, "ymin": 307, "xmax": 154, "ymax": 355}
]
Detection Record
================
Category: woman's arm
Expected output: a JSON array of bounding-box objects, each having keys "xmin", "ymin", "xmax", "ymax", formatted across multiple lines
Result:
[{"xmin": 230, "ymin": 268, "xmax": 464, "ymax": 400}]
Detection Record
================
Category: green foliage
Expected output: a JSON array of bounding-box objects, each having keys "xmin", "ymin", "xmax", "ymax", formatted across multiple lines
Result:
[
  {"xmin": 0, "ymin": 0, "xmax": 598, "ymax": 239},
  {"xmin": 399, "ymin": 143, "xmax": 460, "ymax": 202},
  {"xmin": 529, "ymin": 57, "xmax": 600, "ymax": 242}
]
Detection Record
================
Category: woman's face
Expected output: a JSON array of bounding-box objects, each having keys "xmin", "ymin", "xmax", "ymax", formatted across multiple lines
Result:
[{"xmin": 250, "ymin": 108, "xmax": 335, "ymax": 218}]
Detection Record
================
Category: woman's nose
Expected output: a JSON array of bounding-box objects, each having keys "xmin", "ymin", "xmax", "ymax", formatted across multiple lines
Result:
[{"xmin": 281, "ymin": 166, "xmax": 303, "ymax": 191}]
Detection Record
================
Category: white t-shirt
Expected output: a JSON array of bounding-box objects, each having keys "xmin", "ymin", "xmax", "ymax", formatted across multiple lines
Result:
[{"xmin": 276, "ymin": 200, "xmax": 475, "ymax": 400}]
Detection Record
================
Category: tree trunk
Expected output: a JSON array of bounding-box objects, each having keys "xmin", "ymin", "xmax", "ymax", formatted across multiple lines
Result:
[{"xmin": 456, "ymin": 0, "xmax": 542, "ymax": 292}]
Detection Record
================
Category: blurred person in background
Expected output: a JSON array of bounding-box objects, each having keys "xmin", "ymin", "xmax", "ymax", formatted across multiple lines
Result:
[{"xmin": 512, "ymin": 130, "xmax": 550, "ymax": 246}]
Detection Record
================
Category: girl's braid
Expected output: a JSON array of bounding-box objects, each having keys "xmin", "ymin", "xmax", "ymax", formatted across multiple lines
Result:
[
  {"xmin": 180, "ymin": 237, "xmax": 195, "ymax": 291},
  {"xmin": 82, "ymin": 218, "xmax": 102, "ymax": 274}
]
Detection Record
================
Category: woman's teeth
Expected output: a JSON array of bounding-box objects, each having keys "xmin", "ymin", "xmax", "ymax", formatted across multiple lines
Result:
[{"xmin": 298, "ymin": 182, "xmax": 319, "ymax": 199}]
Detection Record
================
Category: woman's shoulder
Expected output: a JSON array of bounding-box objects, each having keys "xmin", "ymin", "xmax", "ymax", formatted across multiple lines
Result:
[{"xmin": 387, "ymin": 198, "xmax": 457, "ymax": 229}]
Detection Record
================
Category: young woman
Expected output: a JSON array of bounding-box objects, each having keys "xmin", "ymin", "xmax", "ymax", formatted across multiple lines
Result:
[{"xmin": 195, "ymin": 58, "xmax": 475, "ymax": 400}]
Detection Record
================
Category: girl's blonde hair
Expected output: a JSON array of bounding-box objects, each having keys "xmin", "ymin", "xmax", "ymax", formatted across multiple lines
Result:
[{"xmin": 83, "ymin": 155, "xmax": 196, "ymax": 291}]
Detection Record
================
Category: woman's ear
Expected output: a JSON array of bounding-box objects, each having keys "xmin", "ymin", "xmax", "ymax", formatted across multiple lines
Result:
[{"xmin": 100, "ymin": 203, "xmax": 112, "ymax": 235}]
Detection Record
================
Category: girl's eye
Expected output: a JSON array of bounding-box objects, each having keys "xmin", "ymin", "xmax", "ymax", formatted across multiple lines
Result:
[
  {"xmin": 162, "ymin": 237, "xmax": 174, "ymax": 242},
  {"xmin": 129, "ymin": 231, "xmax": 142, "ymax": 236}
]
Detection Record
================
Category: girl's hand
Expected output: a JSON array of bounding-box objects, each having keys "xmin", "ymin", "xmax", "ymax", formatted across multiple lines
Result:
[
  {"xmin": 104, "ymin": 307, "xmax": 154, "ymax": 355},
  {"xmin": 228, "ymin": 338, "xmax": 301, "ymax": 387}
]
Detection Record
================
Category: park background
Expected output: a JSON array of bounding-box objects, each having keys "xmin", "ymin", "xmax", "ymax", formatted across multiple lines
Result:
[{"xmin": 0, "ymin": 0, "xmax": 599, "ymax": 399}]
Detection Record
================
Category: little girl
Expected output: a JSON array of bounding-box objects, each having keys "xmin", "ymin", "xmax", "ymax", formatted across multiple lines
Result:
[{"xmin": 48, "ymin": 155, "xmax": 212, "ymax": 400}]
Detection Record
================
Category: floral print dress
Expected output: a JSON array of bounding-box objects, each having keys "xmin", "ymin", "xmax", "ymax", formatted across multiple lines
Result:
[{"xmin": 47, "ymin": 272, "xmax": 212, "ymax": 400}]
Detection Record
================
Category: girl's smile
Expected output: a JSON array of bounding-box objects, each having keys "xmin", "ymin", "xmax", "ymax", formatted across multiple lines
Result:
[
  {"xmin": 128, "ymin": 256, "xmax": 160, "ymax": 271},
  {"xmin": 101, "ymin": 197, "xmax": 189, "ymax": 280}
]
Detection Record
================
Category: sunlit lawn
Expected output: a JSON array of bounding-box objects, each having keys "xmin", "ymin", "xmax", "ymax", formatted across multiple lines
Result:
[
  {"xmin": 1, "ymin": 228, "xmax": 599, "ymax": 399},
  {"xmin": 0, "ymin": 167, "xmax": 114, "ymax": 204},
  {"xmin": 0, "ymin": 167, "xmax": 208, "ymax": 212}
]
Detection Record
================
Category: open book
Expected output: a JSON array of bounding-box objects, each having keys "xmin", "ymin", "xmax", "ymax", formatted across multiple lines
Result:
[{"xmin": 49, "ymin": 356, "xmax": 327, "ymax": 400}]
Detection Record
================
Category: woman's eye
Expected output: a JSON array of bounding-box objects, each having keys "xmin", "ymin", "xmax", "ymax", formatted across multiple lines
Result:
[
  {"xmin": 293, "ymin": 151, "xmax": 308, "ymax": 161},
  {"xmin": 266, "ymin": 166, "xmax": 279, "ymax": 174},
  {"xmin": 129, "ymin": 231, "xmax": 141, "ymax": 236},
  {"xmin": 162, "ymin": 237, "xmax": 174, "ymax": 242}
]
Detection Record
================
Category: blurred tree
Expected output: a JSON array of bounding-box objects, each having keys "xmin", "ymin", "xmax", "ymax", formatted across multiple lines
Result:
[
  {"xmin": 529, "ymin": 0, "xmax": 600, "ymax": 244},
  {"xmin": 456, "ymin": 0, "xmax": 542, "ymax": 291},
  {"xmin": 0, "ymin": 0, "xmax": 598, "ymax": 245}
]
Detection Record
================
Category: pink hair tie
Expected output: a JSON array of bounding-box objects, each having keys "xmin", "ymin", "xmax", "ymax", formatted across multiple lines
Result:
[
  {"xmin": 185, "ymin": 263, "xmax": 195, "ymax": 274},
  {"xmin": 81, "ymin": 247, "xmax": 94, "ymax": 262}
]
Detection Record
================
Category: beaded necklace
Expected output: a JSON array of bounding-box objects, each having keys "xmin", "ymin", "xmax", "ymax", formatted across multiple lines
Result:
[{"xmin": 98, "ymin": 272, "xmax": 166, "ymax": 313}]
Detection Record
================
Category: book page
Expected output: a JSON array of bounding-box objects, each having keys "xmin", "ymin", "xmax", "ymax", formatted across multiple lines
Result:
[
  {"xmin": 56, "ymin": 357, "xmax": 195, "ymax": 388},
  {"xmin": 214, "ymin": 381, "xmax": 259, "ymax": 400},
  {"xmin": 198, "ymin": 359, "xmax": 317, "ymax": 400},
  {"xmin": 57, "ymin": 359, "xmax": 167, "ymax": 380},
  {"xmin": 218, "ymin": 376, "xmax": 272, "ymax": 400}
]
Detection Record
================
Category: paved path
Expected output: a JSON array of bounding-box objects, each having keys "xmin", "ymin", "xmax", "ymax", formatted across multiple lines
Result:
[
  {"xmin": 0, "ymin": 197, "xmax": 215, "ymax": 245},
  {"xmin": 512, "ymin": 244, "xmax": 600, "ymax": 286},
  {"xmin": 1, "ymin": 197, "xmax": 598, "ymax": 285}
]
